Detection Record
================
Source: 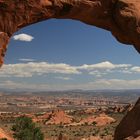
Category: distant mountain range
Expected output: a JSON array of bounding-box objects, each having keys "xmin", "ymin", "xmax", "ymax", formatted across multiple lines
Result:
[{"xmin": 1, "ymin": 88, "xmax": 140, "ymax": 102}]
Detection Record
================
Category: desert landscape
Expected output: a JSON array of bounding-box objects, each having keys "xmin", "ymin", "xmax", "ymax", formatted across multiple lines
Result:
[{"xmin": 0, "ymin": 90, "xmax": 137, "ymax": 140}]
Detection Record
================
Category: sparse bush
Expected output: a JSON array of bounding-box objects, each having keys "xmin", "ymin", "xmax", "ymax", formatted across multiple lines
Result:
[{"xmin": 11, "ymin": 116, "xmax": 44, "ymax": 140}]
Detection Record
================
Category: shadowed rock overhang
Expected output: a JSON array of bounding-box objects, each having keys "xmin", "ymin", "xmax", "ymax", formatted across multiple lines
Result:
[{"xmin": 0, "ymin": 0, "xmax": 140, "ymax": 67}]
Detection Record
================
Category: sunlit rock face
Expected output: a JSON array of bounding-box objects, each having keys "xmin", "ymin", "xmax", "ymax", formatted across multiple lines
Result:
[
  {"xmin": 114, "ymin": 98, "xmax": 140, "ymax": 140},
  {"xmin": 0, "ymin": 0, "xmax": 140, "ymax": 66}
]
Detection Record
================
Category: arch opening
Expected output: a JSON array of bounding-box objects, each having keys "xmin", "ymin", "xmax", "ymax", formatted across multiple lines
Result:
[{"xmin": 1, "ymin": 19, "xmax": 140, "ymax": 92}]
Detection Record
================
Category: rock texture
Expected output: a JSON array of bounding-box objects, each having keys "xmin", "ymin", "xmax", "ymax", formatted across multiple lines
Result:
[
  {"xmin": 0, "ymin": 127, "xmax": 13, "ymax": 140},
  {"xmin": 0, "ymin": 0, "xmax": 140, "ymax": 66},
  {"xmin": 114, "ymin": 98, "xmax": 140, "ymax": 140}
]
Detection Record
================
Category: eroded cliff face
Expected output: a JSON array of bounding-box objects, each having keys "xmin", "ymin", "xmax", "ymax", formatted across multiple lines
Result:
[{"xmin": 0, "ymin": 0, "xmax": 140, "ymax": 66}]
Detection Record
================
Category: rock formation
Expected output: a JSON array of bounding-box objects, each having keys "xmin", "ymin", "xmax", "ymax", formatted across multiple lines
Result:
[
  {"xmin": 45, "ymin": 110, "xmax": 73, "ymax": 125},
  {"xmin": 0, "ymin": 0, "xmax": 140, "ymax": 66},
  {"xmin": 114, "ymin": 98, "xmax": 140, "ymax": 140},
  {"xmin": 79, "ymin": 113, "xmax": 115, "ymax": 126}
]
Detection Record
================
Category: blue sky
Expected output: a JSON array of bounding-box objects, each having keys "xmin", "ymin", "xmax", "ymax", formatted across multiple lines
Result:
[{"xmin": 1, "ymin": 19, "xmax": 140, "ymax": 91}]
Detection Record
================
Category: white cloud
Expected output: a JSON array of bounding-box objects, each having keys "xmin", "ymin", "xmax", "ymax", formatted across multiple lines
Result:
[
  {"xmin": 89, "ymin": 70, "xmax": 107, "ymax": 77},
  {"xmin": 89, "ymin": 79, "xmax": 140, "ymax": 89},
  {"xmin": 77, "ymin": 61, "xmax": 131, "ymax": 70},
  {"xmin": 0, "ymin": 62, "xmax": 80, "ymax": 77},
  {"xmin": 0, "ymin": 61, "xmax": 136, "ymax": 78},
  {"xmin": 118, "ymin": 70, "xmax": 132, "ymax": 74},
  {"xmin": 19, "ymin": 58, "xmax": 35, "ymax": 62},
  {"xmin": 1, "ymin": 60, "xmax": 140, "ymax": 90},
  {"xmin": 131, "ymin": 67, "xmax": 140, "ymax": 73},
  {"xmin": 77, "ymin": 61, "xmax": 132, "ymax": 77},
  {"xmin": 13, "ymin": 33, "xmax": 34, "ymax": 42}
]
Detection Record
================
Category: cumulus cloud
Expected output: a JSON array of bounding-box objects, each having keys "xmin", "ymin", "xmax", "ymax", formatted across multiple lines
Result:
[
  {"xmin": 77, "ymin": 61, "xmax": 131, "ymax": 70},
  {"xmin": 76, "ymin": 61, "xmax": 132, "ymax": 77},
  {"xmin": 13, "ymin": 33, "xmax": 34, "ymax": 42},
  {"xmin": 0, "ymin": 62, "xmax": 80, "ymax": 77},
  {"xmin": 0, "ymin": 61, "xmax": 137, "ymax": 78},
  {"xmin": 1, "ymin": 61, "xmax": 140, "ymax": 90}
]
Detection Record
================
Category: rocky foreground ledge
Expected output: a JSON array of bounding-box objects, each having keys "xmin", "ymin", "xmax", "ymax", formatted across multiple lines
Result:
[
  {"xmin": 0, "ymin": 0, "xmax": 140, "ymax": 66},
  {"xmin": 114, "ymin": 97, "xmax": 140, "ymax": 140}
]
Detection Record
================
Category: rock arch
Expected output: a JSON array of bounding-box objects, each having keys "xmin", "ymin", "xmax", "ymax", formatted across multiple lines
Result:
[{"xmin": 0, "ymin": 0, "xmax": 140, "ymax": 66}]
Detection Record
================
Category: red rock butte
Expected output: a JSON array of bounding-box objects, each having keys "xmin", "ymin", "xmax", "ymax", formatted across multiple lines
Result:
[{"xmin": 0, "ymin": 0, "xmax": 140, "ymax": 66}]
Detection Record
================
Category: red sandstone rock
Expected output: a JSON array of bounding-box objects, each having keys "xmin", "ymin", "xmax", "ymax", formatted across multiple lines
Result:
[
  {"xmin": 114, "ymin": 98, "xmax": 140, "ymax": 140},
  {"xmin": 0, "ymin": 128, "xmax": 13, "ymax": 140},
  {"xmin": 0, "ymin": 0, "xmax": 140, "ymax": 66},
  {"xmin": 45, "ymin": 110, "xmax": 73, "ymax": 125},
  {"xmin": 79, "ymin": 113, "xmax": 115, "ymax": 126}
]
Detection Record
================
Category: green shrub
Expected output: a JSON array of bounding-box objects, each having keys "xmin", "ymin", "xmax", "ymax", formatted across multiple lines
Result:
[{"xmin": 11, "ymin": 116, "xmax": 44, "ymax": 140}]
